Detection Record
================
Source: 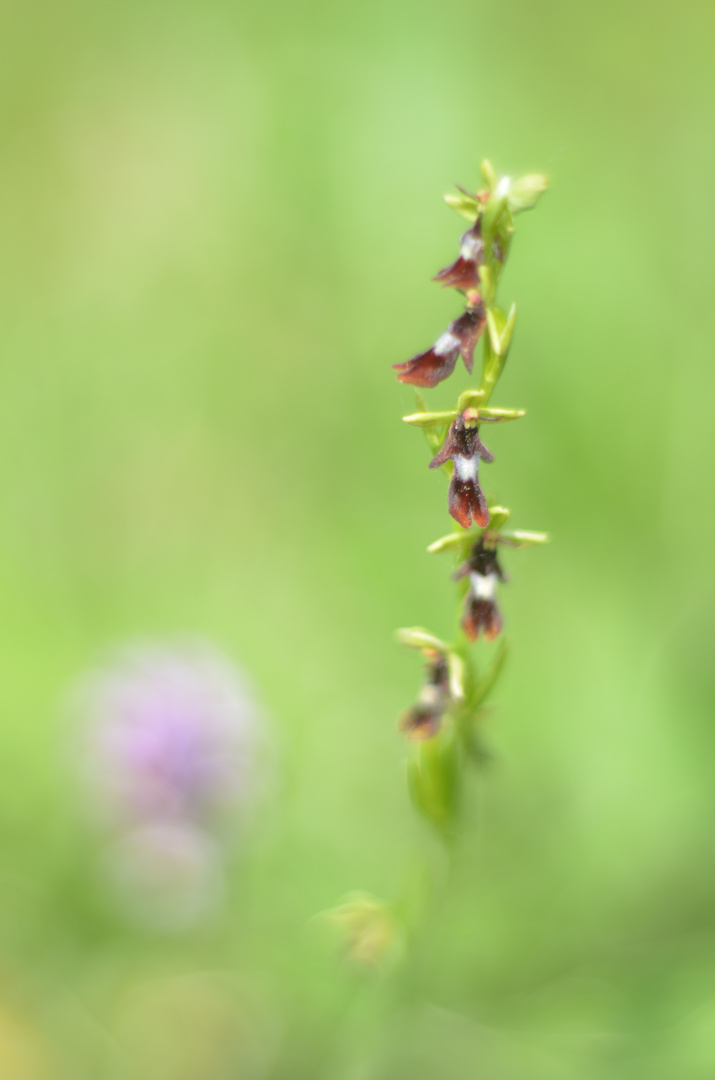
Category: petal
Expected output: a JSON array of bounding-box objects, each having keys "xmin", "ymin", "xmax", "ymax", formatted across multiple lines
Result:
[
  {"xmin": 476, "ymin": 434, "xmax": 494, "ymax": 463},
  {"xmin": 428, "ymin": 419, "xmax": 461, "ymax": 469},
  {"xmin": 449, "ymin": 309, "xmax": 486, "ymax": 374}
]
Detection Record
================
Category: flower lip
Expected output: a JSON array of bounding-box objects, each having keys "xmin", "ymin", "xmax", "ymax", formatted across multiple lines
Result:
[
  {"xmin": 393, "ymin": 305, "xmax": 485, "ymax": 388},
  {"xmin": 429, "ymin": 412, "xmax": 494, "ymax": 530},
  {"xmin": 399, "ymin": 655, "xmax": 450, "ymax": 740},
  {"xmin": 433, "ymin": 221, "xmax": 484, "ymax": 293},
  {"xmin": 462, "ymin": 596, "xmax": 502, "ymax": 642},
  {"xmin": 455, "ymin": 539, "xmax": 506, "ymax": 641}
]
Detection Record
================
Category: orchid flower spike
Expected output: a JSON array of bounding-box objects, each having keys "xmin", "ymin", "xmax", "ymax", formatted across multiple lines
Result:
[
  {"xmin": 429, "ymin": 410, "xmax": 494, "ymax": 529},
  {"xmin": 392, "ymin": 305, "xmax": 486, "ymax": 388},
  {"xmin": 399, "ymin": 652, "xmax": 451, "ymax": 739},
  {"xmin": 454, "ymin": 537, "xmax": 506, "ymax": 641}
]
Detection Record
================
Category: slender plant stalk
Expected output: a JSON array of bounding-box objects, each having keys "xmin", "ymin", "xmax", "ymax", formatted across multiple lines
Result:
[
  {"xmin": 324, "ymin": 158, "xmax": 550, "ymax": 1018},
  {"xmin": 393, "ymin": 160, "xmax": 549, "ymax": 853}
]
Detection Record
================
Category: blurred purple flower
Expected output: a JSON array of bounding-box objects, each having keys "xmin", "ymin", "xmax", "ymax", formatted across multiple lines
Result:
[
  {"xmin": 80, "ymin": 641, "xmax": 259, "ymax": 831},
  {"xmin": 74, "ymin": 640, "xmax": 264, "ymax": 929},
  {"xmin": 102, "ymin": 821, "xmax": 224, "ymax": 930}
]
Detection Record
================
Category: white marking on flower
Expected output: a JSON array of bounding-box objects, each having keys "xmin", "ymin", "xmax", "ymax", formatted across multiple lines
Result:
[
  {"xmin": 496, "ymin": 176, "xmax": 511, "ymax": 198},
  {"xmin": 433, "ymin": 331, "xmax": 460, "ymax": 356},
  {"xmin": 454, "ymin": 455, "xmax": 478, "ymax": 482},
  {"xmin": 419, "ymin": 684, "xmax": 443, "ymax": 710},
  {"xmin": 469, "ymin": 572, "xmax": 497, "ymax": 600},
  {"xmin": 460, "ymin": 234, "xmax": 483, "ymax": 260}
]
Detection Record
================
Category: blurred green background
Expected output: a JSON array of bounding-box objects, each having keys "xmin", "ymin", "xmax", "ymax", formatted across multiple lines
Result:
[{"xmin": 0, "ymin": 0, "xmax": 714, "ymax": 1076}]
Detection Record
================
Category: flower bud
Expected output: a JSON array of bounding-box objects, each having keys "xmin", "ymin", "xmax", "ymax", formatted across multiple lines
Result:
[{"xmin": 325, "ymin": 893, "xmax": 403, "ymax": 971}]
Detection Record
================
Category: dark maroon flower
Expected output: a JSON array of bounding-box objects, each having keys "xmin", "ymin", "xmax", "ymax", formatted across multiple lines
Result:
[
  {"xmin": 454, "ymin": 539, "xmax": 506, "ymax": 642},
  {"xmin": 429, "ymin": 410, "xmax": 493, "ymax": 529},
  {"xmin": 433, "ymin": 220, "xmax": 484, "ymax": 293},
  {"xmin": 399, "ymin": 654, "xmax": 450, "ymax": 739},
  {"xmin": 392, "ymin": 306, "xmax": 486, "ymax": 388}
]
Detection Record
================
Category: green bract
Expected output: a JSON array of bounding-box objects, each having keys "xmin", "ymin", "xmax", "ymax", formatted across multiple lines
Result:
[
  {"xmin": 407, "ymin": 726, "xmax": 460, "ymax": 836},
  {"xmin": 486, "ymin": 304, "xmax": 517, "ymax": 358}
]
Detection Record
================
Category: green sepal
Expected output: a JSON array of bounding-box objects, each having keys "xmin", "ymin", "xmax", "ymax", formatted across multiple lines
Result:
[
  {"xmin": 426, "ymin": 531, "xmax": 471, "ymax": 555},
  {"xmin": 395, "ymin": 627, "xmax": 449, "ymax": 653},
  {"xmin": 507, "ymin": 173, "xmax": 549, "ymax": 214},
  {"xmin": 478, "ymin": 406, "xmax": 526, "ymax": 422},
  {"xmin": 499, "ymin": 529, "xmax": 549, "ymax": 547},
  {"xmin": 444, "ymin": 192, "xmax": 479, "ymax": 222},
  {"xmin": 407, "ymin": 725, "xmax": 460, "ymax": 836},
  {"xmin": 402, "ymin": 409, "xmax": 457, "ymax": 428}
]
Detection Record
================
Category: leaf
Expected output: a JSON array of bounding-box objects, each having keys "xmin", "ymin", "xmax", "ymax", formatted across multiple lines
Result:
[
  {"xmin": 507, "ymin": 173, "xmax": 549, "ymax": 213},
  {"xmin": 407, "ymin": 728, "xmax": 460, "ymax": 836}
]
